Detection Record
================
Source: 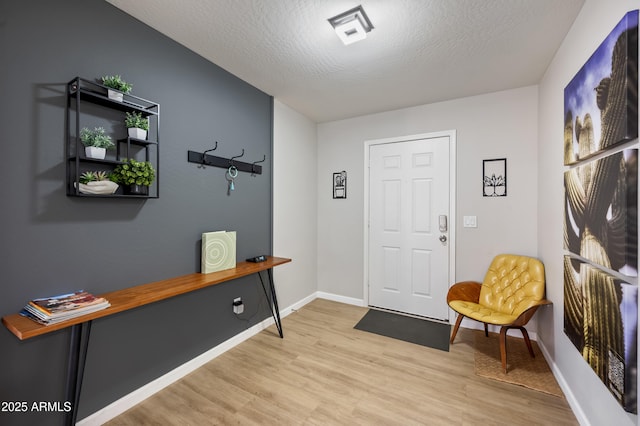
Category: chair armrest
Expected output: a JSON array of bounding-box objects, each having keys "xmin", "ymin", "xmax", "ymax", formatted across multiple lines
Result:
[
  {"xmin": 510, "ymin": 299, "xmax": 552, "ymax": 326},
  {"xmin": 447, "ymin": 281, "xmax": 482, "ymax": 304}
]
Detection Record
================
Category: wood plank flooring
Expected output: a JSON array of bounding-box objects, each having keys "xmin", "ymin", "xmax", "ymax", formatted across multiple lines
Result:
[{"xmin": 106, "ymin": 299, "xmax": 577, "ymax": 425}]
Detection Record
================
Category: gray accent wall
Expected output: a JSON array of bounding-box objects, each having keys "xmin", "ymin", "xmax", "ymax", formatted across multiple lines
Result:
[{"xmin": 0, "ymin": 1, "xmax": 273, "ymax": 424}]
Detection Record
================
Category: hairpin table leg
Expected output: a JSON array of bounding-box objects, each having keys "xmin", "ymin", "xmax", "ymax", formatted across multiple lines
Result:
[
  {"xmin": 64, "ymin": 321, "xmax": 92, "ymax": 426},
  {"xmin": 258, "ymin": 269, "xmax": 283, "ymax": 338}
]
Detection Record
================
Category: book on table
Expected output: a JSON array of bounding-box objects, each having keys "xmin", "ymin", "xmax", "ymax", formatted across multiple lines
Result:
[{"xmin": 19, "ymin": 290, "xmax": 110, "ymax": 325}]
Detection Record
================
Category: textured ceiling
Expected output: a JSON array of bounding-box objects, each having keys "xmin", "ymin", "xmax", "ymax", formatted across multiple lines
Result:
[{"xmin": 106, "ymin": 0, "xmax": 584, "ymax": 123}]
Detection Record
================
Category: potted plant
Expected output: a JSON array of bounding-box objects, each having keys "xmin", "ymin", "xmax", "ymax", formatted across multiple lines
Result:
[
  {"xmin": 124, "ymin": 111, "xmax": 149, "ymax": 140},
  {"xmin": 80, "ymin": 127, "xmax": 114, "ymax": 160},
  {"xmin": 101, "ymin": 75, "xmax": 132, "ymax": 102},
  {"xmin": 110, "ymin": 158, "xmax": 156, "ymax": 195},
  {"xmin": 76, "ymin": 171, "xmax": 118, "ymax": 195}
]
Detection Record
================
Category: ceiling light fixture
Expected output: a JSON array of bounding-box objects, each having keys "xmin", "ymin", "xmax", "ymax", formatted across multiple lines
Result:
[{"xmin": 328, "ymin": 5, "xmax": 374, "ymax": 46}]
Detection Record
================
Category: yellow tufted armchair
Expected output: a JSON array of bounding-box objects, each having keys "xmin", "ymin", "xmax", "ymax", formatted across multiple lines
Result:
[{"xmin": 447, "ymin": 254, "xmax": 550, "ymax": 373}]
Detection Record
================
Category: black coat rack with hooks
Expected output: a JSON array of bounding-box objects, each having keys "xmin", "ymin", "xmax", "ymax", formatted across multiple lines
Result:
[{"xmin": 188, "ymin": 142, "xmax": 264, "ymax": 175}]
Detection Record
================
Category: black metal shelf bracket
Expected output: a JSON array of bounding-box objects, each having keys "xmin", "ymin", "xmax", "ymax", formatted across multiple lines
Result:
[{"xmin": 188, "ymin": 145, "xmax": 263, "ymax": 175}]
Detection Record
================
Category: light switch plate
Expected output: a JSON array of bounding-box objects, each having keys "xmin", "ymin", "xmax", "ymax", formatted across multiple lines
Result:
[{"xmin": 463, "ymin": 216, "xmax": 477, "ymax": 228}]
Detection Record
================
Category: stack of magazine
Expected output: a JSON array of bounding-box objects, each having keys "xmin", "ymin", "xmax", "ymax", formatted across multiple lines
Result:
[{"xmin": 20, "ymin": 290, "xmax": 110, "ymax": 325}]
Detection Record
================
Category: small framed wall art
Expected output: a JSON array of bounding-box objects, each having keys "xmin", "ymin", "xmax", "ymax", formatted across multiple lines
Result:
[
  {"xmin": 333, "ymin": 171, "xmax": 347, "ymax": 199},
  {"xmin": 483, "ymin": 158, "xmax": 507, "ymax": 197}
]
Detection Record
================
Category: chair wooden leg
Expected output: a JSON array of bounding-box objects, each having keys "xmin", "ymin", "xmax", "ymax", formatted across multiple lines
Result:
[
  {"xmin": 450, "ymin": 314, "xmax": 464, "ymax": 344},
  {"xmin": 518, "ymin": 326, "xmax": 535, "ymax": 358},
  {"xmin": 499, "ymin": 326, "xmax": 535, "ymax": 374},
  {"xmin": 484, "ymin": 323, "xmax": 489, "ymax": 337},
  {"xmin": 499, "ymin": 326, "xmax": 508, "ymax": 373}
]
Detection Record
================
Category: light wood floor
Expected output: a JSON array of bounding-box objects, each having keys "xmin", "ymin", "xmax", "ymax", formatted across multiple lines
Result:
[{"xmin": 107, "ymin": 299, "xmax": 577, "ymax": 425}]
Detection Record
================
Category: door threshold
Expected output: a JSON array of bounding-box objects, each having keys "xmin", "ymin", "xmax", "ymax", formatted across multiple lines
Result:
[{"xmin": 368, "ymin": 305, "xmax": 449, "ymax": 324}]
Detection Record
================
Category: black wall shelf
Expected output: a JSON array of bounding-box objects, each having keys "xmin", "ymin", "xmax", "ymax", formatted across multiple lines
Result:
[
  {"xmin": 68, "ymin": 78, "xmax": 159, "ymax": 116},
  {"xmin": 66, "ymin": 77, "xmax": 160, "ymax": 198}
]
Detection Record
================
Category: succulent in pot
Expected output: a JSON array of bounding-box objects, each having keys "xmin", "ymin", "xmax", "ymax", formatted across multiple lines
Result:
[
  {"xmin": 80, "ymin": 127, "xmax": 114, "ymax": 160},
  {"xmin": 124, "ymin": 111, "xmax": 149, "ymax": 140},
  {"xmin": 79, "ymin": 171, "xmax": 107, "ymax": 184},
  {"xmin": 76, "ymin": 170, "xmax": 118, "ymax": 195},
  {"xmin": 101, "ymin": 75, "xmax": 132, "ymax": 101}
]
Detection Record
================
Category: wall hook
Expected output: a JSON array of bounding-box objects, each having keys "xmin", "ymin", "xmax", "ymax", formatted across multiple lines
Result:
[
  {"xmin": 251, "ymin": 155, "xmax": 266, "ymax": 176},
  {"xmin": 229, "ymin": 149, "xmax": 245, "ymax": 165},
  {"xmin": 202, "ymin": 141, "xmax": 219, "ymax": 159},
  {"xmin": 199, "ymin": 141, "xmax": 218, "ymax": 168}
]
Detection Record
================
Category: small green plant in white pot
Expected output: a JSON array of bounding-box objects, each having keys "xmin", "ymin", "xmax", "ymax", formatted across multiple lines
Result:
[
  {"xmin": 80, "ymin": 127, "xmax": 114, "ymax": 160},
  {"xmin": 101, "ymin": 75, "xmax": 132, "ymax": 102},
  {"xmin": 125, "ymin": 111, "xmax": 149, "ymax": 140}
]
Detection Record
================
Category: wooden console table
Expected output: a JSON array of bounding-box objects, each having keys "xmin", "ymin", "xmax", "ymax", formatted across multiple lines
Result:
[{"xmin": 2, "ymin": 256, "xmax": 291, "ymax": 425}]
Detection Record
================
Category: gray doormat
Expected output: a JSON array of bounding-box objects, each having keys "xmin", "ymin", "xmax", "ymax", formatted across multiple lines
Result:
[{"xmin": 354, "ymin": 309, "xmax": 451, "ymax": 352}]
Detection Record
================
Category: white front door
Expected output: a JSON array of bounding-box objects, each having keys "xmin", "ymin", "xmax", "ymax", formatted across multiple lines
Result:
[{"xmin": 367, "ymin": 133, "xmax": 453, "ymax": 321}]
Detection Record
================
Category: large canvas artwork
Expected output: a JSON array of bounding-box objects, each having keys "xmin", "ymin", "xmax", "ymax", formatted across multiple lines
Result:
[
  {"xmin": 564, "ymin": 257, "xmax": 638, "ymax": 413},
  {"xmin": 563, "ymin": 10, "xmax": 639, "ymax": 414},
  {"xmin": 564, "ymin": 10, "xmax": 638, "ymax": 165},
  {"xmin": 564, "ymin": 149, "xmax": 638, "ymax": 277}
]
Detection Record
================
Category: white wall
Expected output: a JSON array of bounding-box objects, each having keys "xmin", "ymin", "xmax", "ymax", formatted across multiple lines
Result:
[
  {"xmin": 317, "ymin": 86, "xmax": 539, "ymax": 312},
  {"xmin": 537, "ymin": 0, "xmax": 639, "ymax": 424},
  {"xmin": 272, "ymin": 100, "xmax": 318, "ymax": 308}
]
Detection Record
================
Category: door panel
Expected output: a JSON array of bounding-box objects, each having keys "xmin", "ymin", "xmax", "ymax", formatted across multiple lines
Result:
[
  {"xmin": 411, "ymin": 249, "xmax": 431, "ymax": 296},
  {"xmin": 383, "ymin": 180, "xmax": 401, "ymax": 230},
  {"xmin": 383, "ymin": 246, "xmax": 401, "ymax": 292},
  {"xmin": 368, "ymin": 136, "xmax": 450, "ymax": 320},
  {"xmin": 412, "ymin": 179, "xmax": 431, "ymax": 233}
]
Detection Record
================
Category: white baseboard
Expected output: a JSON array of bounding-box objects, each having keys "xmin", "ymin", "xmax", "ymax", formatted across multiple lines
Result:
[
  {"xmin": 77, "ymin": 294, "xmax": 317, "ymax": 426},
  {"xmin": 281, "ymin": 292, "xmax": 317, "ymax": 315},
  {"xmin": 316, "ymin": 291, "xmax": 365, "ymax": 307},
  {"xmin": 536, "ymin": 338, "xmax": 589, "ymax": 426}
]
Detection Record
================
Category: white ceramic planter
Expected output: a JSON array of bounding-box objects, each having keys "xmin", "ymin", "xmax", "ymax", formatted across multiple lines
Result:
[
  {"xmin": 127, "ymin": 127, "xmax": 147, "ymax": 140},
  {"xmin": 76, "ymin": 180, "xmax": 119, "ymax": 195},
  {"xmin": 107, "ymin": 89, "xmax": 123, "ymax": 102},
  {"xmin": 85, "ymin": 146, "xmax": 106, "ymax": 160}
]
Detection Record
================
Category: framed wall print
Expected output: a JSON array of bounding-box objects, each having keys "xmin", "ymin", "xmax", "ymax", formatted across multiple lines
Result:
[
  {"xmin": 483, "ymin": 158, "xmax": 506, "ymax": 197},
  {"xmin": 333, "ymin": 171, "xmax": 347, "ymax": 199}
]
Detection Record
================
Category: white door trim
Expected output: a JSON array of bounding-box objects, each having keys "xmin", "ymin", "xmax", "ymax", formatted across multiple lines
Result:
[{"xmin": 363, "ymin": 130, "xmax": 457, "ymax": 321}]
